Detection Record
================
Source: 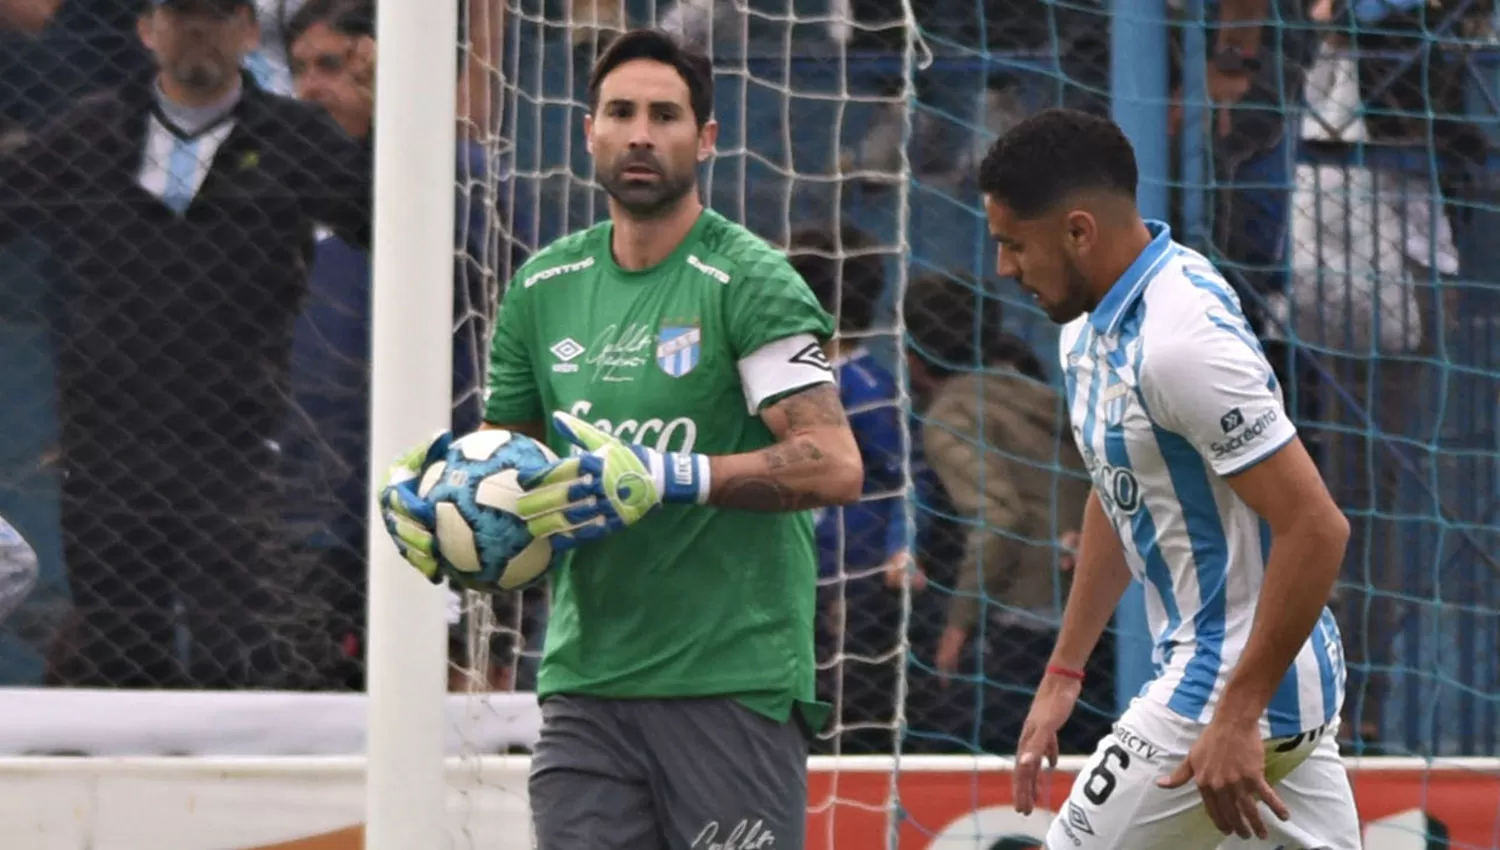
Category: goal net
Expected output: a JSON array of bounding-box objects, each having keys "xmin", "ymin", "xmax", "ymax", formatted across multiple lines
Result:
[
  {"xmin": 468, "ymin": 0, "xmax": 1500, "ymax": 847},
  {"xmin": 0, "ymin": 0, "xmax": 1497, "ymax": 847}
]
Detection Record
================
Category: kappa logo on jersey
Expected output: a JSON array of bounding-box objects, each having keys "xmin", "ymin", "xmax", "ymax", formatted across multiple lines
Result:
[
  {"xmin": 550, "ymin": 338, "xmax": 585, "ymax": 373},
  {"xmin": 657, "ymin": 325, "xmax": 702, "ymax": 378},
  {"xmin": 789, "ymin": 342, "xmax": 832, "ymax": 372}
]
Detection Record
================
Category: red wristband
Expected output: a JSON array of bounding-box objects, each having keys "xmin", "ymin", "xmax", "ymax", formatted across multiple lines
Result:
[{"xmin": 1046, "ymin": 664, "xmax": 1086, "ymax": 682}]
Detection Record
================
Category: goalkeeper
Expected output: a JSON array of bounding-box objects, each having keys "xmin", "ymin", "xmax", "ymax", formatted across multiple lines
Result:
[{"xmin": 382, "ymin": 28, "xmax": 864, "ymax": 850}]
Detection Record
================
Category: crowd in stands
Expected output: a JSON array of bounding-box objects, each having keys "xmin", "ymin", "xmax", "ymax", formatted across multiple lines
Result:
[{"xmin": 1, "ymin": 0, "xmax": 1496, "ymax": 759}]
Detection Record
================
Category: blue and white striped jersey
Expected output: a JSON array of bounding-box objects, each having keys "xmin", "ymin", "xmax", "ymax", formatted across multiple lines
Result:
[{"xmin": 1060, "ymin": 221, "xmax": 1346, "ymax": 738}]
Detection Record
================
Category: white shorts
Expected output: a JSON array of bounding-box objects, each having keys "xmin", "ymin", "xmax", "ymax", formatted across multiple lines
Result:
[{"xmin": 1045, "ymin": 698, "xmax": 1360, "ymax": 850}]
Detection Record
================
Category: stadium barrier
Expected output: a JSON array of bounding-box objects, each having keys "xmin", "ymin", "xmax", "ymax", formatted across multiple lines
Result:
[{"xmin": 0, "ymin": 753, "xmax": 1493, "ymax": 850}]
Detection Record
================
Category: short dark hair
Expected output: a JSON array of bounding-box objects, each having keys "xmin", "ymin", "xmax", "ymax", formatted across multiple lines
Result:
[
  {"xmin": 787, "ymin": 221, "xmax": 886, "ymax": 334},
  {"xmin": 977, "ymin": 107, "xmax": 1138, "ymax": 219},
  {"xmin": 284, "ymin": 0, "xmax": 472, "ymax": 75},
  {"xmin": 903, "ymin": 270, "xmax": 1005, "ymax": 378},
  {"xmin": 284, "ymin": 0, "xmax": 373, "ymax": 54},
  {"xmin": 588, "ymin": 29, "xmax": 713, "ymax": 128}
]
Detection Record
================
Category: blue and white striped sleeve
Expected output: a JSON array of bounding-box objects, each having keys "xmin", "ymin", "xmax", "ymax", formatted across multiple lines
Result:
[{"xmin": 1139, "ymin": 317, "xmax": 1298, "ymax": 477}]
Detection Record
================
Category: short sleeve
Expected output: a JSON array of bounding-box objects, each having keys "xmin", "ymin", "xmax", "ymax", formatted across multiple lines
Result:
[
  {"xmin": 725, "ymin": 251, "xmax": 836, "ymax": 359},
  {"xmin": 1140, "ymin": 321, "xmax": 1297, "ymax": 477},
  {"xmin": 482, "ymin": 283, "xmax": 543, "ymax": 425}
]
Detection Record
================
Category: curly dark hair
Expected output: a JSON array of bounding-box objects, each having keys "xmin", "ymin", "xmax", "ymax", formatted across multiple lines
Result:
[
  {"xmin": 787, "ymin": 221, "xmax": 886, "ymax": 334},
  {"xmin": 977, "ymin": 107, "xmax": 1138, "ymax": 219}
]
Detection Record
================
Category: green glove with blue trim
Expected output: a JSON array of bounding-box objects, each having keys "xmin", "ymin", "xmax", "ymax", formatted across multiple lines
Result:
[
  {"xmin": 378, "ymin": 431, "xmax": 452, "ymax": 582},
  {"xmin": 516, "ymin": 411, "xmax": 709, "ymax": 550}
]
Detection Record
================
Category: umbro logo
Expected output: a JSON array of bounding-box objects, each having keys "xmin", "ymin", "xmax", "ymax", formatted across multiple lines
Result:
[
  {"xmin": 789, "ymin": 342, "xmax": 832, "ymax": 372},
  {"xmin": 551, "ymin": 338, "xmax": 585, "ymax": 373},
  {"xmin": 1066, "ymin": 802, "xmax": 1096, "ymax": 836}
]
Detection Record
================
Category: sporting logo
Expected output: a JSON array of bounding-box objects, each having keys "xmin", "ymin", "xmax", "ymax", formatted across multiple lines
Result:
[
  {"xmin": 522, "ymin": 256, "xmax": 594, "ymax": 289},
  {"xmin": 549, "ymin": 338, "xmax": 585, "ymax": 373},
  {"xmin": 657, "ymin": 325, "xmax": 702, "ymax": 378}
]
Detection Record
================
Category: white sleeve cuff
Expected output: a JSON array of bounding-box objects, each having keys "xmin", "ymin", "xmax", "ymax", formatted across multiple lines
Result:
[{"xmin": 736, "ymin": 333, "xmax": 835, "ymax": 414}]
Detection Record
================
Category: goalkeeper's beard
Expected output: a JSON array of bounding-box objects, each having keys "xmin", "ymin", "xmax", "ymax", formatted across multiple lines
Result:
[{"xmin": 599, "ymin": 165, "xmax": 696, "ymax": 220}]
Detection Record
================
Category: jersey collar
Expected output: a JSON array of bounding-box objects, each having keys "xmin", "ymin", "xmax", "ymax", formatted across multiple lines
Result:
[{"xmin": 1088, "ymin": 220, "xmax": 1176, "ymax": 337}]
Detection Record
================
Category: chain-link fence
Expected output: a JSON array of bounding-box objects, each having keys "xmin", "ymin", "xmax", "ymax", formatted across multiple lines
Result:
[{"xmin": 0, "ymin": 0, "xmax": 509, "ymax": 695}]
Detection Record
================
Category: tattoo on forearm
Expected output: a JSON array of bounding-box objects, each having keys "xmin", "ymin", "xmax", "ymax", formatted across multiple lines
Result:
[
  {"xmin": 715, "ymin": 440, "xmax": 830, "ymax": 511},
  {"xmin": 776, "ymin": 384, "xmax": 848, "ymax": 431},
  {"xmin": 712, "ymin": 479, "xmax": 825, "ymax": 512},
  {"xmin": 709, "ymin": 384, "xmax": 853, "ymax": 513},
  {"xmin": 764, "ymin": 439, "xmax": 825, "ymax": 471}
]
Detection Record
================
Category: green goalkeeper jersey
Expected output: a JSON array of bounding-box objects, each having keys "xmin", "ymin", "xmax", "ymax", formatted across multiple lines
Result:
[{"xmin": 484, "ymin": 209, "xmax": 836, "ymax": 726}]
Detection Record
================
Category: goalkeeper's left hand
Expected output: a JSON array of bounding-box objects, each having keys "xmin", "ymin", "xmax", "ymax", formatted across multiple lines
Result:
[{"xmin": 516, "ymin": 411, "xmax": 709, "ymax": 551}]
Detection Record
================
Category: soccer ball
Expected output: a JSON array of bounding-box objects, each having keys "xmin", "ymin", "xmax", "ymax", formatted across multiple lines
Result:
[{"xmin": 417, "ymin": 429, "xmax": 561, "ymax": 592}]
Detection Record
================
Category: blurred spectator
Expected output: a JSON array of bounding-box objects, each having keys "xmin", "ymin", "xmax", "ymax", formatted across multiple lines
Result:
[
  {"xmin": 0, "ymin": 1, "xmax": 63, "ymax": 139},
  {"xmin": 1, "ymin": 0, "xmax": 155, "ymax": 134},
  {"xmin": 903, "ymin": 271, "xmax": 1109, "ymax": 756},
  {"xmin": 1279, "ymin": 0, "xmax": 1488, "ymax": 752},
  {"xmin": 787, "ymin": 220, "xmax": 908, "ymax": 587},
  {"xmin": 282, "ymin": 0, "xmax": 530, "ymax": 690},
  {"xmin": 242, "ymin": 0, "xmax": 505, "ymax": 142},
  {"xmin": 0, "ymin": 514, "xmax": 38, "ymax": 625},
  {"xmin": 0, "ymin": 0, "xmax": 372, "ymax": 688},
  {"xmin": 787, "ymin": 219, "xmax": 911, "ymax": 754},
  {"xmin": 0, "ymin": 0, "xmax": 56, "ymax": 32}
]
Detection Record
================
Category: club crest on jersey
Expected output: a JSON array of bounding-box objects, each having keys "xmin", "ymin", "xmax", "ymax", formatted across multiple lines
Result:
[{"xmin": 656, "ymin": 324, "xmax": 702, "ymax": 378}]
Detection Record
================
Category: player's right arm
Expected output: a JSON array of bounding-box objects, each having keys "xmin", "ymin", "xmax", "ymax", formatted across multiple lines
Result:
[
  {"xmin": 1013, "ymin": 487, "xmax": 1131, "ymax": 815},
  {"xmin": 1143, "ymin": 307, "xmax": 1345, "ymax": 840}
]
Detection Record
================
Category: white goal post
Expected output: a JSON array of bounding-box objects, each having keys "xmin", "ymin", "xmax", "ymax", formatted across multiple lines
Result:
[{"xmin": 365, "ymin": 0, "xmax": 461, "ymax": 847}]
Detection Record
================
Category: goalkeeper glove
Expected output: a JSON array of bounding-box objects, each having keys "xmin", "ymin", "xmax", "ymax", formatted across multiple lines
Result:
[
  {"xmin": 516, "ymin": 411, "xmax": 709, "ymax": 551},
  {"xmin": 378, "ymin": 431, "xmax": 452, "ymax": 583}
]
